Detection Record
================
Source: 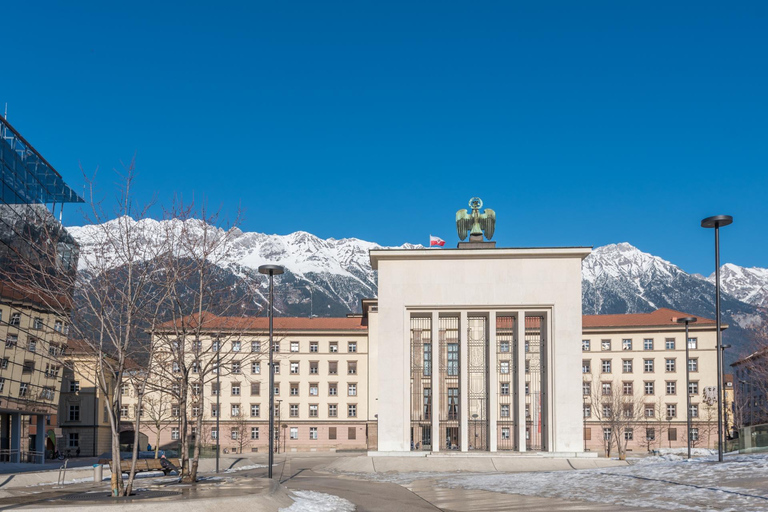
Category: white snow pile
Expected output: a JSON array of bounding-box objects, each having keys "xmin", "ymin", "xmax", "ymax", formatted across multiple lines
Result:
[
  {"xmin": 438, "ymin": 453, "xmax": 768, "ymax": 511},
  {"xmin": 224, "ymin": 463, "xmax": 267, "ymax": 473},
  {"xmin": 279, "ymin": 490, "xmax": 355, "ymax": 512}
]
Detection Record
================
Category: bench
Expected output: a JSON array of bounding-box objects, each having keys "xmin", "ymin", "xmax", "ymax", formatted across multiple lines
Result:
[{"xmin": 99, "ymin": 457, "xmax": 182, "ymax": 476}]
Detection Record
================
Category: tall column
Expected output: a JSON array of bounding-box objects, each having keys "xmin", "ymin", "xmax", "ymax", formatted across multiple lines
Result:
[
  {"xmin": 431, "ymin": 312, "xmax": 440, "ymax": 452},
  {"xmin": 488, "ymin": 312, "xmax": 498, "ymax": 452},
  {"xmin": 10, "ymin": 413, "xmax": 21, "ymax": 463},
  {"xmin": 35, "ymin": 415, "xmax": 46, "ymax": 464},
  {"xmin": 515, "ymin": 311, "xmax": 527, "ymax": 452},
  {"xmin": 459, "ymin": 311, "xmax": 469, "ymax": 452}
]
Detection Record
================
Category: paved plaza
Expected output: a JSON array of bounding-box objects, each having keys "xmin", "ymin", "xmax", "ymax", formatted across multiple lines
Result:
[{"xmin": 0, "ymin": 452, "xmax": 767, "ymax": 511}]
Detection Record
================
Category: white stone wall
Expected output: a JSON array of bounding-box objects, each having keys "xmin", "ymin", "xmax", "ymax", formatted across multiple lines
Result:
[{"xmin": 371, "ymin": 247, "xmax": 589, "ymax": 453}]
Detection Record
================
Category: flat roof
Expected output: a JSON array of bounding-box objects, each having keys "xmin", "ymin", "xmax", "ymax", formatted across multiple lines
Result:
[{"xmin": 369, "ymin": 246, "xmax": 592, "ymax": 269}]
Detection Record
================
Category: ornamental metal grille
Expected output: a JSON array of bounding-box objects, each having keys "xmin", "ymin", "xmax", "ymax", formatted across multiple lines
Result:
[
  {"xmin": 410, "ymin": 316, "xmax": 432, "ymax": 450},
  {"xmin": 467, "ymin": 316, "xmax": 488, "ymax": 451},
  {"xmin": 525, "ymin": 315, "xmax": 546, "ymax": 451},
  {"xmin": 439, "ymin": 316, "xmax": 460, "ymax": 450},
  {"xmin": 496, "ymin": 315, "xmax": 516, "ymax": 450}
]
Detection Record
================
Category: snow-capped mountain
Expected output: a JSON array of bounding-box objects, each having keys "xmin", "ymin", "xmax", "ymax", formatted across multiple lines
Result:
[
  {"xmin": 704, "ymin": 264, "xmax": 768, "ymax": 309},
  {"xmin": 66, "ymin": 220, "xmax": 766, "ymax": 362},
  {"xmin": 67, "ymin": 218, "xmax": 419, "ymax": 316}
]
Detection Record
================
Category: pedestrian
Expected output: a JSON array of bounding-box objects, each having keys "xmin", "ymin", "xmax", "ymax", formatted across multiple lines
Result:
[
  {"xmin": 76, "ymin": 447, "xmax": 80, "ymax": 457},
  {"xmin": 147, "ymin": 443, "xmax": 152, "ymax": 451},
  {"xmin": 160, "ymin": 454, "xmax": 178, "ymax": 474}
]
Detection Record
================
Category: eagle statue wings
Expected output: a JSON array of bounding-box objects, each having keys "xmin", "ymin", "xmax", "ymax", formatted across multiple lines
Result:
[{"xmin": 456, "ymin": 197, "xmax": 495, "ymax": 241}]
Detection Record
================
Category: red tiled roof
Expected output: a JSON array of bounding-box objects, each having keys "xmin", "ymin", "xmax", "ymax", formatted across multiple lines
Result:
[
  {"xmin": 156, "ymin": 312, "xmax": 366, "ymax": 332},
  {"xmin": 583, "ymin": 308, "xmax": 718, "ymax": 328}
]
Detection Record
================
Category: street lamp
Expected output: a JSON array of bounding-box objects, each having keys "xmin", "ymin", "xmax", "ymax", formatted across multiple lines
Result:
[
  {"xmin": 258, "ymin": 264, "xmax": 284, "ymax": 479},
  {"xmin": 701, "ymin": 214, "xmax": 733, "ymax": 462},
  {"xmin": 676, "ymin": 316, "xmax": 697, "ymax": 460}
]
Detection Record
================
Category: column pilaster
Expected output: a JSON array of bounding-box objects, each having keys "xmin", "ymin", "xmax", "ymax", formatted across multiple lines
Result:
[
  {"xmin": 488, "ymin": 311, "xmax": 498, "ymax": 452},
  {"xmin": 459, "ymin": 310, "xmax": 469, "ymax": 452},
  {"xmin": 516, "ymin": 311, "xmax": 527, "ymax": 452},
  {"xmin": 431, "ymin": 311, "xmax": 440, "ymax": 452}
]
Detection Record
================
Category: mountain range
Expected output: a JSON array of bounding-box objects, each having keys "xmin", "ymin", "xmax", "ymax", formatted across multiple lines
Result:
[{"xmin": 67, "ymin": 220, "xmax": 767, "ymax": 365}]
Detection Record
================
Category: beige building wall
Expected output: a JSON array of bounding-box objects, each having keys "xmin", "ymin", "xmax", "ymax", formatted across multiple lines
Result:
[
  {"xmin": 581, "ymin": 310, "xmax": 721, "ymax": 453},
  {"xmin": 371, "ymin": 247, "xmax": 590, "ymax": 453},
  {"xmin": 58, "ymin": 349, "xmax": 117, "ymax": 457},
  {"xmin": 126, "ymin": 318, "xmax": 372, "ymax": 454}
]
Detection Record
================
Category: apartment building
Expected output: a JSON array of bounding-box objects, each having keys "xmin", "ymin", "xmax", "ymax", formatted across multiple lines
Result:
[
  {"xmin": 123, "ymin": 314, "xmax": 372, "ymax": 453},
  {"xmin": 57, "ymin": 340, "xmax": 119, "ymax": 457},
  {"xmin": 582, "ymin": 308, "xmax": 722, "ymax": 453},
  {"xmin": 0, "ymin": 116, "xmax": 82, "ymax": 463}
]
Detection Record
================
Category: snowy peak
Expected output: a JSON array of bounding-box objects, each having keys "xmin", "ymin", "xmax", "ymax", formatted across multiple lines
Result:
[
  {"xmin": 582, "ymin": 242, "xmax": 681, "ymax": 284},
  {"xmin": 705, "ymin": 263, "xmax": 768, "ymax": 308}
]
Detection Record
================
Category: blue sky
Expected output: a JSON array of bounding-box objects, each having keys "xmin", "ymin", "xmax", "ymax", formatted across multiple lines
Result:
[{"xmin": 2, "ymin": 1, "xmax": 766, "ymax": 275}]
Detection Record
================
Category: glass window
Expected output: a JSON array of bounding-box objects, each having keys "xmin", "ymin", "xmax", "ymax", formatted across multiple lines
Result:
[
  {"xmin": 348, "ymin": 404, "xmax": 357, "ymax": 417},
  {"xmin": 582, "ymin": 360, "xmax": 591, "ymax": 373},
  {"xmin": 252, "ymin": 361, "xmax": 261, "ymax": 374},
  {"xmin": 666, "ymin": 404, "xmax": 677, "ymax": 418},
  {"xmin": 251, "ymin": 427, "xmax": 259, "ymax": 440},
  {"xmin": 69, "ymin": 405, "xmax": 80, "ymax": 421},
  {"xmin": 500, "ymin": 361, "xmax": 510, "ymax": 374},
  {"xmin": 501, "ymin": 382, "xmax": 510, "ymax": 395},
  {"xmin": 622, "ymin": 339, "xmax": 632, "ymax": 350},
  {"xmin": 251, "ymin": 382, "xmax": 260, "ymax": 396},
  {"xmin": 347, "ymin": 361, "xmax": 357, "ymax": 375},
  {"xmin": 622, "ymin": 359, "xmax": 633, "ymax": 373},
  {"xmin": 666, "ymin": 381, "xmax": 676, "ymax": 395},
  {"xmin": 644, "ymin": 339, "xmax": 654, "ymax": 351},
  {"xmin": 329, "ymin": 342, "xmax": 338, "ymax": 353},
  {"xmin": 171, "ymin": 428, "xmax": 180, "ymax": 440},
  {"xmin": 251, "ymin": 341, "xmax": 261, "ymax": 352},
  {"xmin": 290, "ymin": 362, "xmax": 299, "ymax": 374},
  {"xmin": 583, "ymin": 381, "xmax": 590, "ymax": 396},
  {"xmin": 231, "ymin": 404, "xmax": 240, "ymax": 416},
  {"xmin": 645, "ymin": 405, "xmax": 655, "ymax": 417},
  {"xmin": 310, "ymin": 427, "xmax": 318, "ymax": 440},
  {"xmin": 329, "ymin": 404, "xmax": 337, "ymax": 417},
  {"xmin": 232, "ymin": 340, "xmax": 241, "ymax": 352},
  {"xmin": 623, "ymin": 381, "xmax": 633, "ymax": 395},
  {"xmin": 290, "ymin": 427, "xmax": 298, "ymax": 440},
  {"xmin": 687, "ymin": 338, "xmax": 697, "ymax": 350},
  {"xmin": 665, "ymin": 339, "xmax": 675, "ymax": 350},
  {"xmin": 310, "ymin": 342, "xmax": 318, "ymax": 352},
  {"xmin": 424, "ymin": 343, "xmax": 432, "ymax": 376},
  {"xmin": 644, "ymin": 359, "xmax": 654, "ymax": 373},
  {"xmin": 309, "ymin": 383, "xmax": 318, "ymax": 396},
  {"xmin": 601, "ymin": 340, "xmax": 611, "ymax": 351},
  {"xmin": 665, "ymin": 359, "xmax": 676, "ymax": 372},
  {"xmin": 644, "ymin": 381, "xmax": 654, "ymax": 395},
  {"xmin": 582, "ymin": 340, "xmax": 590, "ymax": 351},
  {"xmin": 601, "ymin": 359, "xmax": 611, "ymax": 373},
  {"xmin": 348, "ymin": 383, "xmax": 357, "ymax": 396},
  {"xmin": 447, "ymin": 343, "xmax": 459, "ymax": 376},
  {"xmin": 602, "ymin": 382, "xmax": 611, "ymax": 395},
  {"xmin": 501, "ymin": 404, "xmax": 510, "ymax": 417},
  {"xmin": 583, "ymin": 405, "xmax": 591, "ymax": 418},
  {"xmin": 689, "ymin": 381, "xmax": 699, "ymax": 395},
  {"xmin": 348, "ymin": 342, "xmax": 357, "ymax": 353},
  {"xmin": 688, "ymin": 359, "xmax": 698, "ymax": 372},
  {"xmin": 309, "ymin": 404, "xmax": 318, "ymax": 417},
  {"xmin": 290, "ymin": 404, "xmax": 299, "ymax": 417},
  {"xmin": 231, "ymin": 383, "xmax": 240, "ymax": 396},
  {"xmin": 291, "ymin": 342, "xmax": 299, "ymax": 352},
  {"xmin": 251, "ymin": 404, "xmax": 260, "ymax": 417}
]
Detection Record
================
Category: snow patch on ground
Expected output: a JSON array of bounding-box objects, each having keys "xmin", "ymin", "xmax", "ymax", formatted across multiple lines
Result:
[
  {"xmin": 438, "ymin": 454, "xmax": 768, "ymax": 511},
  {"xmin": 224, "ymin": 463, "xmax": 267, "ymax": 473},
  {"xmin": 280, "ymin": 490, "xmax": 355, "ymax": 512}
]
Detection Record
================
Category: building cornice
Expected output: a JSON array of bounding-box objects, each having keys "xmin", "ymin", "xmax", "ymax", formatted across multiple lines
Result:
[{"xmin": 369, "ymin": 247, "xmax": 592, "ymax": 269}]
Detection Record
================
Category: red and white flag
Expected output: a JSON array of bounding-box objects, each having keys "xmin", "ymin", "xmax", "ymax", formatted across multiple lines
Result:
[{"xmin": 430, "ymin": 235, "xmax": 445, "ymax": 247}]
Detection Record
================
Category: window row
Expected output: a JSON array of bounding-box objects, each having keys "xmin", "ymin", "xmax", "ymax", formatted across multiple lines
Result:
[
  {"xmin": 583, "ymin": 380, "xmax": 701, "ymax": 396},
  {"xmin": 172, "ymin": 340, "xmax": 359, "ymax": 354},
  {"xmin": 584, "ymin": 403, "xmax": 702, "ymax": 420},
  {"xmin": 170, "ymin": 425, "xmax": 359, "ymax": 442},
  {"xmin": 172, "ymin": 360, "xmax": 359, "ymax": 376},
  {"xmin": 582, "ymin": 338, "xmax": 698, "ymax": 352},
  {"xmin": 582, "ymin": 358, "xmax": 698, "ymax": 374}
]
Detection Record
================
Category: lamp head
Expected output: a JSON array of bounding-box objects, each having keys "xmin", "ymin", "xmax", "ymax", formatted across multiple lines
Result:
[
  {"xmin": 675, "ymin": 317, "xmax": 697, "ymax": 324},
  {"xmin": 258, "ymin": 264, "xmax": 285, "ymax": 276},
  {"xmin": 701, "ymin": 215, "xmax": 733, "ymax": 229}
]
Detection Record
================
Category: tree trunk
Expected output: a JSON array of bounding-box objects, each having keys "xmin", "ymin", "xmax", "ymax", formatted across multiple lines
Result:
[{"xmin": 190, "ymin": 412, "xmax": 204, "ymax": 481}]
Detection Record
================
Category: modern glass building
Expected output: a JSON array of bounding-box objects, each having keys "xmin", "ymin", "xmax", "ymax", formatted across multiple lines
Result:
[{"xmin": 0, "ymin": 116, "xmax": 82, "ymax": 463}]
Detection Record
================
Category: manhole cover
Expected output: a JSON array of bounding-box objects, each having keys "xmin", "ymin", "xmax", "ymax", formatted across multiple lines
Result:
[{"xmin": 60, "ymin": 490, "xmax": 181, "ymax": 501}]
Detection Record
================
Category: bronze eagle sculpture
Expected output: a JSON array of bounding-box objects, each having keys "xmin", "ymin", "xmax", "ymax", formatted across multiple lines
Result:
[{"xmin": 456, "ymin": 197, "xmax": 495, "ymax": 241}]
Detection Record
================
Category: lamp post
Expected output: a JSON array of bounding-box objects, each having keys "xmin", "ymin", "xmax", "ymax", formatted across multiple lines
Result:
[
  {"xmin": 472, "ymin": 414, "xmax": 478, "ymax": 450},
  {"xmin": 258, "ymin": 264, "xmax": 284, "ymax": 479},
  {"xmin": 215, "ymin": 345, "xmax": 220, "ymax": 473},
  {"xmin": 701, "ymin": 214, "xmax": 733, "ymax": 462},
  {"xmin": 676, "ymin": 316, "xmax": 697, "ymax": 459},
  {"xmin": 721, "ymin": 344, "xmax": 732, "ymax": 443}
]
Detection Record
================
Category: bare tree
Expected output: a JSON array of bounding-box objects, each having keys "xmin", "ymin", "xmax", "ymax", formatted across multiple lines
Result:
[
  {"xmin": 148, "ymin": 203, "xmax": 261, "ymax": 482},
  {"xmin": 590, "ymin": 379, "xmax": 642, "ymax": 460},
  {"xmin": 143, "ymin": 387, "xmax": 174, "ymax": 458},
  {"xmin": 1, "ymin": 163, "xmax": 176, "ymax": 496}
]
